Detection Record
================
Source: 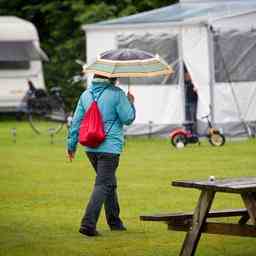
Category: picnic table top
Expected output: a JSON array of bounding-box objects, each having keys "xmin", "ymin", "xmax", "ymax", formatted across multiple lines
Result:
[{"xmin": 172, "ymin": 176, "xmax": 256, "ymax": 193}]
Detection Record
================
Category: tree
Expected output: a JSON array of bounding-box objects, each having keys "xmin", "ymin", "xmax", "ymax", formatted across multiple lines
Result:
[{"xmin": 0, "ymin": 0, "xmax": 177, "ymax": 110}]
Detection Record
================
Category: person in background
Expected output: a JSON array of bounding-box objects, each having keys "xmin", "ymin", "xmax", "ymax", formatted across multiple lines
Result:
[
  {"xmin": 16, "ymin": 80, "xmax": 37, "ymax": 119},
  {"xmin": 25, "ymin": 79, "xmax": 46, "ymax": 99},
  {"xmin": 184, "ymin": 67, "xmax": 198, "ymax": 134},
  {"xmin": 67, "ymin": 74, "xmax": 136, "ymax": 237},
  {"xmin": 21, "ymin": 80, "xmax": 36, "ymax": 103}
]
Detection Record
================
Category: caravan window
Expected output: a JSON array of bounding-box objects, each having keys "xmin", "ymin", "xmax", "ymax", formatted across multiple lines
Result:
[
  {"xmin": 214, "ymin": 30, "xmax": 256, "ymax": 83},
  {"xmin": 0, "ymin": 41, "xmax": 46, "ymax": 71},
  {"xmin": 117, "ymin": 33, "xmax": 179, "ymax": 85},
  {"xmin": 0, "ymin": 61, "xmax": 30, "ymax": 70}
]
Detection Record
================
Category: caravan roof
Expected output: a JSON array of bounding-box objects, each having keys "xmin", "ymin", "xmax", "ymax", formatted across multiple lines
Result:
[
  {"xmin": 83, "ymin": 0, "xmax": 256, "ymax": 29},
  {"xmin": 0, "ymin": 16, "xmax": 39, "ymax": 41},
  {"xmin": 0, "ymin": 17, "xmax": 48, "ymax": 61}
]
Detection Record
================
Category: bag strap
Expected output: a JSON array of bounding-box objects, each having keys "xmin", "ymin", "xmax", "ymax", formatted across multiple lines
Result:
[
  {"xmin": 105, "ymin": 117, "xmax": 118, "ymax": 135},
  {"xmin": 90, "ymin": 86, "xmax": 117, "ymax": 136},
  {"xmin": 91, "ymin": 86, "xmax": 108, "ymax": 102}
]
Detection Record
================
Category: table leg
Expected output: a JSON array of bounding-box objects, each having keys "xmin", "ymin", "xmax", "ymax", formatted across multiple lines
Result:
[
  {"xmin": 179, "ymin": 190, "xmax": 215, "ymax": 256},
  {"xmin": 241, "ymin": 192, "xmax": 256, "ymax": 225}
]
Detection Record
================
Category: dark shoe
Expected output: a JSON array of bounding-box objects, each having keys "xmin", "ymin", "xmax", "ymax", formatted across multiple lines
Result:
[
  {"xmin": 79, "ymin": 227, "xmax": 101, "ymax": 237},
  {"xmin": 110, "ymin": 225, "xmax": 127, "ymax": 231}
]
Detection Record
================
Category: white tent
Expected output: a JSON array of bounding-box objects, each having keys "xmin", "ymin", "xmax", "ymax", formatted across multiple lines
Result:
[
  {"xmin": 0, "ymin": 16, "xmax": 47, "ymax": 112},
  {"xmin": 82, "ymin": 0, "xmax": 256, "ymax": 137}
]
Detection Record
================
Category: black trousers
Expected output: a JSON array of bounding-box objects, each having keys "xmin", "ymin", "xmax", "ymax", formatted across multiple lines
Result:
[
  {"xmin": 185, "ymin": 101, "xmax": 198, "ymax": 134},
  {"xmin": 80, "ymin": 152, "xmax": 124, "ymax": 230}
]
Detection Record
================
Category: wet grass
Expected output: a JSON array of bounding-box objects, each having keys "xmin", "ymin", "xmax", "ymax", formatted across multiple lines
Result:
[{"xmin": 0, "ymin": 120, "xmax": 256, "ymax": 256}]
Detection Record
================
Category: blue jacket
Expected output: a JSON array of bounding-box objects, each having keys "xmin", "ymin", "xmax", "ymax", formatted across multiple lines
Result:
[{"xmin": 67, "ymin": 78, "xmax": 136, "ymax": 154}]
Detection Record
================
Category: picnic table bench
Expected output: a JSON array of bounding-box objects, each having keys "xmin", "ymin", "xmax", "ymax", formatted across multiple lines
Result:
[{"xmin": 140, "ymin": 176, "xmax": 256, "ymax": 256}]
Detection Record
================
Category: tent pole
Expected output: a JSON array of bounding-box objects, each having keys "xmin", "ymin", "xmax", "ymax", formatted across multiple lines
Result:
[
  {"xmin": 179, "ymin": 27, "xmax": 185, "ymax": 126},
  {"xmin": 207, "ymin": 25, "xmax": 215, "ymax": 126}
]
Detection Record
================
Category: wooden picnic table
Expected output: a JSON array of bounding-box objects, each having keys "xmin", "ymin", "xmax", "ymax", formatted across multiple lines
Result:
[
  {"xmin": 172, "ymin": 176, "xmax": 256, "ymax": 256},
  {"xmin": 140, "ymin": 176, "xmax": 256, "ymax": 256}
]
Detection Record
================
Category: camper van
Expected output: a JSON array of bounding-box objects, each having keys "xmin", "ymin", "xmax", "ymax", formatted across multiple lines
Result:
[{"xmin": 0, "ymin": 16, "xmax": 48, "ymax": 112}]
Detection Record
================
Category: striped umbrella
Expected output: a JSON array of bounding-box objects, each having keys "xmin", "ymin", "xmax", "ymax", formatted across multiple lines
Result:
[{"xmin": 83, "ymin": 48, "xmax": 173, "ymax": 78}]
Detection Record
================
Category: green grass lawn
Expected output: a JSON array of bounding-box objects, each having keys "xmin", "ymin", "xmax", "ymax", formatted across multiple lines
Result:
[{"xmin": 0, "ymin": 120, "xmax": 256, "ymax": 256}]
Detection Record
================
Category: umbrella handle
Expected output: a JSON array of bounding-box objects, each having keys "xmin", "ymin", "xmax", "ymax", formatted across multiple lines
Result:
[{"xmin": 128, "ymin": 78, "xmax": 131, "ymax": 93}]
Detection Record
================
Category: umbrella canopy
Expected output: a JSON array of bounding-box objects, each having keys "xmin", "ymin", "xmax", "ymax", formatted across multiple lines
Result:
[{"xmin": 83, "ymin": 48, "xmax": 173, "ymax": 78}]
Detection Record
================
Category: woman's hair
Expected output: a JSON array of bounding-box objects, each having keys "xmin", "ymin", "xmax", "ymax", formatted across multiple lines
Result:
[
  {"xmin": 93, "ymin": 74, "xmax": 117, "ymax": 84},
  {"xmin": 93, "ymin": 74, "xmax": 106, "ymax": 79}
]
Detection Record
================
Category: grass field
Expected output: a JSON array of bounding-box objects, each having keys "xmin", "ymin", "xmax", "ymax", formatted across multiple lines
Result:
[{"xmin": 1, "ymin": 120, "xmax": 256, "ymax": 256}]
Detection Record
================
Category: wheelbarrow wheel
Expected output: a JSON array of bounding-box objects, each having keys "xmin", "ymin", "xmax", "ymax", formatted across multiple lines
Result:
[{"xmin": 171, "ymin": 134, "xmax": 187, "ymax": 147}]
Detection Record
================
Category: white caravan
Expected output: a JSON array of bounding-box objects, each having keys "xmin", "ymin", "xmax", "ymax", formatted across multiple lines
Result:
[{"xmin": 0, "ymin": 16, "xmax": 48, "ymax": 112}]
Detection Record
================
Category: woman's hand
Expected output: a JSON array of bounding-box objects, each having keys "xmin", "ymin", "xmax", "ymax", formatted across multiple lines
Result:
[
  {"xmin": 127, "ymin": 91, "xmax": 135, "ymax": 104},
  {"xmin": 67, "ymin": 150, "xmax": 75, "ymax": 162}
]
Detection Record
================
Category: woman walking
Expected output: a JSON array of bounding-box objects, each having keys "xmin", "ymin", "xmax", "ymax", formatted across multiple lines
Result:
[{"xmin": 67, "ymin": 74, "xmax": 135, "ymax": 236}]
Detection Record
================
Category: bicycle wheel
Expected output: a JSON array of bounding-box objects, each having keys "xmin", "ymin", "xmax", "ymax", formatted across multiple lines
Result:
[
  {"xmin": 209, "ymin": 133, "xmax": 226, "ymax": 146},
  {"xmin": 28, "ymin": 97, "xmax": 66, "ymax": 135}
]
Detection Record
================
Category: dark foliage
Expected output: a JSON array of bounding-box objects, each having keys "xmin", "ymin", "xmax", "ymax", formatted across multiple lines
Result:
[{"xmin": 0, "ymin": 0, "xmax": 176, "ymax": 110}]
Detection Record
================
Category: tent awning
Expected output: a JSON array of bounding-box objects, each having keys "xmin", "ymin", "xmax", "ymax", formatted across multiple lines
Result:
[
  {"xmin": 0, "ymin": 41, "xmax": 49, "ymax": 62},
  {"xmin": 83, "ymin": 0, "xmax": 256, "ymax": 30}
]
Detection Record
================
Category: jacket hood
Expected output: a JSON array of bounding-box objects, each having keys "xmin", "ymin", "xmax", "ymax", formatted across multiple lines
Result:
[{"xmin": 89, "ymin": 77, "xmax": 113, "ymax": 93}]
